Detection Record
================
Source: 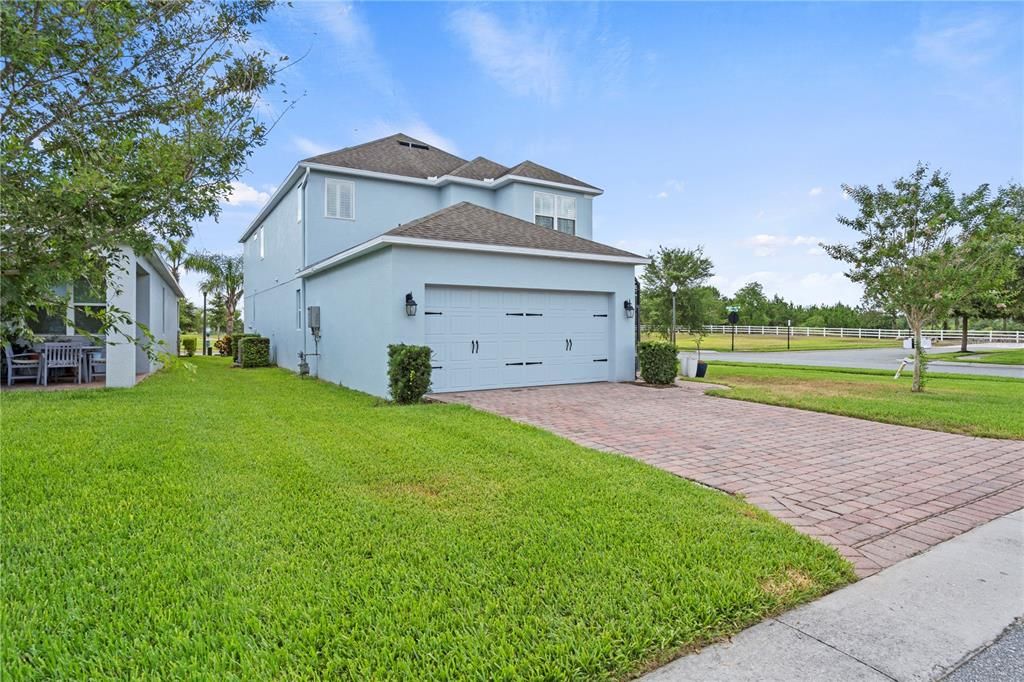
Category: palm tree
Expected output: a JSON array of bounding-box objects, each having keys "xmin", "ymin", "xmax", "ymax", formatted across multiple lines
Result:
[
  {"xmin": 188, "ymin": 252, "xmax": 244, "ymax": 335},
  {"xmin": 157, "ymin": 238, "xmax": 191, "ymax": 283}
]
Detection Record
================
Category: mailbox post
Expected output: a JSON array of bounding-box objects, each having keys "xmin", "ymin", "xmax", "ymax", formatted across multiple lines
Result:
[{"xmin": 727, "ymin": 306, "xmax": 740, "ymax": 351}]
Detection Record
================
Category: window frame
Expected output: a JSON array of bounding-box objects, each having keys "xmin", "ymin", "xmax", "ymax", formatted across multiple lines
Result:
[
  {"xmin": 324, "ymin": 178, "xmax": 356, "ymax": 221},
  {"xmin": 259, "ymin": 226, "xmax": 265, "ymax": 260},
  {"xmin": 533, "ymin": 191, "xmax": 576, "ymax": 235},
  {"xmin": 296, "ymin": 183, "xmax": 303, "ymax": 223},
  {"xmin": 295, "ymin": 289, "xmax": 303, "ymax": 331}
]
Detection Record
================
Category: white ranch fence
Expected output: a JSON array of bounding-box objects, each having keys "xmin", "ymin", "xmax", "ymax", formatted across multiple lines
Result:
[{"xmin": 695, "ymin": 324, "xmax": 1024, "ymax": 344}]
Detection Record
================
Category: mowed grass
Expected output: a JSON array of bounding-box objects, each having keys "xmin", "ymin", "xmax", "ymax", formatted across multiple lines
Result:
[
  {"xmin": 642, "ymin": 332, "xmax": 900, "ymax": 352},
  {"xmin": 1, "ymin": 358, "xmax": 852, "ymax": 679},
  {"xmin": 693, "ymin": 363, "xmax": 1024, "ymax": 439},
  {"xmin": 952, "ymin": 348, "xmax": 1024, "ymax": 365}
]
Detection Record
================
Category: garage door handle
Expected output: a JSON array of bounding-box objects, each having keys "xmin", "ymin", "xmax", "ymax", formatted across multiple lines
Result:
[
  {"xmin": 505, "ymin": 362, "xmax": 524, "ymax": 366},
  {"xmin": 593, "ymin": 313, "xmax": 608, "ymax": 318},
  {"xmin": 432, "ymin": 365, "xmax": 443, "ymax": 369},
  {"xmin": 425, "ymin": 311, "xmax": 442, "ymax": 315},
  {"xmin": 525, "ymin": 313, "xmax": 543, "ymax": 316},
  {"xmin": 593, "ymin": 358, "xmax": 608, "ymax": 362},
  {"xmin": 525, "ymin": 361, "xmax": 542, "ymax": 365},
  {"xmin": 505, "ymin": 312, "xmax": 524, "ymax": 316}
]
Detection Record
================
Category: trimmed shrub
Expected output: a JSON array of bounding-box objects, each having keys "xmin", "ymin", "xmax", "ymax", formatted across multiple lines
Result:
[
  {"xmin": 214, "ymin": 336, "xmax": 231, "ymax": 356},
  {"xmin": 239, "ymin": 336, "xmax": 271, "ymax": 368},
  {"xmin": 182, "ymin": 337, "xmax": 197, "ymax": 357},
  {"xmin": 638, "ymin": 340, "xmax": 679, "ymax": 385},
  {"xmin": 387, "ymin": 344, "xmax": 432, "ymax": 404},
  {"xmin": 231, "ymin": 333, "xmax": 259, "ymax": 363}
]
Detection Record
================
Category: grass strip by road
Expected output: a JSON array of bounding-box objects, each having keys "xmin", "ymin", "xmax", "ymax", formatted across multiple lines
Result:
[
  {"xmin": 950, "ymin": 349, "xmax": 1024, "ymax": 365},
  {"xmin": 1, "ymin": 357, "xmax": 852, "ymax": 679},
  {"xmin": 643, "ymin": 332, "xmax": 900, "ymax": 352},
  {"xmin": 691, "ymin": 362, "xmax": 1023, "ymax": 439}
]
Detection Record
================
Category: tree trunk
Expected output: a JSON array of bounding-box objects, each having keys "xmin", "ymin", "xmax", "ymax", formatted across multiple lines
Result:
[
  {"xmin": 911, "ymin": 322, "xmax": 924, "ymax": 393},
  {"xmin": 960, "ymin": 314, "xmax": 969, "ymax": 353}
]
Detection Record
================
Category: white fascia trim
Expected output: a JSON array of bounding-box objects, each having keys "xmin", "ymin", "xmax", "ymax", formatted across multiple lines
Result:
[
  {"xmin": 297, "ymin": 235, "xmax": 648, "ymax": 278},
  {"xmin": 386, "ymin": 237, "xmax": 648, "ymax": 264},
  {"xmin": 296, "ymin": 236, "xmax": 389, "ymax": 278},
  {"xmin": 140, "ymin": 251, "xmax": 186, "ymax": 298},
  {"xmin": 300, "ymin": 162, "xmax": 604, "ymax": 196},
  {"xmin": 238, "ymin": 164, "xmax": 304, "ymax": 243}
]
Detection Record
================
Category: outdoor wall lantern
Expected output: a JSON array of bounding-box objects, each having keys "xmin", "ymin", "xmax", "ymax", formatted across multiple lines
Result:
[
  {"xmin": 623, "ymin": 300, "xmax": 635, "ymax": 318},
  {"xmin": 405, "ymin": 292, "xmax": 418, "ymax": 316}
]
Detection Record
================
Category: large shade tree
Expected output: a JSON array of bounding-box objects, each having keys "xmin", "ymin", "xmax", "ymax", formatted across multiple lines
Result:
[
  {"xmin": 0, "ymin": 0, "xmax": 283, "ymax": 342},
  {"xmin": 823, "ymin": 164, "xmax": 1009, "ymax": 392}
]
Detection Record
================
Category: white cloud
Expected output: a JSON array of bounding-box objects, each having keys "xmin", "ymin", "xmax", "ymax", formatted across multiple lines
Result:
[
  {"xmin": 318, "ymin": 2, "xmax": 396, "ymax": 96},
  {"xmin": 808, "ymin": 186, "xmax": 823, "ymax": 196},
  {"xmin": 739, "ymin": 234, "xmax": 824, "ymax": 257},
  {"xmin": 714, "ymin": 271, "xmax": 863, "ymax": 306},
  {"xmin": 224, "ymin": 181, "xmax": 270, "ymax": 207},
  {"xmin": 655, "ymin": 191, "xmax": 669, "ymax": 199},
  {"xmin": 292, "ymin": 136, "xmax": 331, "ymax": 157},
  {"xmin": 654, "ymin": 179, "xmax": 684, "ymax": 200},
  {"xmin": 914, "ymin": 15, "xmax": 1000, "ymax": 71},
  {"xmin": 448, "ymin": 7, "xmax": 566, "ymax": 103},
  {"xmin": 356, "ymin": 119, "xmax": 460, "ymax": 155}
]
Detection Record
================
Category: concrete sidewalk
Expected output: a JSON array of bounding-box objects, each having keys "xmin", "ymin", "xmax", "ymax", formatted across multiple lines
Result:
[{"xmin": 642, "ymin": 511, "xmax": 1024, "ymax": 682}]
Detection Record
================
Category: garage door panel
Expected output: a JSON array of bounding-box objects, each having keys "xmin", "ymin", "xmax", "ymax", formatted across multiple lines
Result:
[{"xmin": 426, "ymin": 285, "xmax": 611, "ymax": 392}]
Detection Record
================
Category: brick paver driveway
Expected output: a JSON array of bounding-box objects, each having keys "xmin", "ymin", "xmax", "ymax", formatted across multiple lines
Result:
[{"xmin": 434, "ymin": 382, "xmax": 1024, "ymax": 576}]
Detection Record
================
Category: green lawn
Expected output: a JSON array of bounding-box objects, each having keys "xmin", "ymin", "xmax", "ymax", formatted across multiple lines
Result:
[
  {"xmin": 1, "ymin": 358, "xmax": 852, "ymax": 679},
  {"xmin": 692, "ymin": 362, "xmax": 1024, "ymax": 439},
  {"xmin": 643, "ymin": 332, "xmax": 900, "ymax": 352},
  {"xmin": 951, "ymin": 348, "xmax": 1024, "ymax": 365}
]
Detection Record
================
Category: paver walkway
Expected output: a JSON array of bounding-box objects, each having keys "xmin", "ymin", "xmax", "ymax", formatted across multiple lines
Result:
[{"xmin": 434, "ymin": 382, "xmax": 1024, "ymax": 576}]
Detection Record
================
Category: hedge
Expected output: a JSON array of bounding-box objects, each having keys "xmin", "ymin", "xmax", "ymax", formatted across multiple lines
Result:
[
  {"xmin": 387, "ymin": 344, "xmax": 432, "ymax": 404},
  {"xmin": 231, "ymin": 333, "xmax": 259, "ymax": 363},
  {"xmin": 182, "ymin": 337, "xmax": 197, "ymax": 357},
  {"xmin": 239, "ymin": 336, "xmax": 271, "ymax": 368},
  {"xmin": 638, "ymin": 341, "xmax": 679, "ymax": 385}
]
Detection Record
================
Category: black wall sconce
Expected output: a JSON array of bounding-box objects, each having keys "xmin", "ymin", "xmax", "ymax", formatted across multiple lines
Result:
[
  {"xmin": 405, "ymin": 292, "xmax": 418, "ymax": 316},
  {"xmin": 623, "ymin": 300, "xmax": 635, "ymax": 318}
]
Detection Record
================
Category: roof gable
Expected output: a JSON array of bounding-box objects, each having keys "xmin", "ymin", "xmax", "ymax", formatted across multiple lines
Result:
[
  {"xmin": 385, "ymin": 202, "xmax": 639, "ymax": 258},
  {"xmin": 448, "ymin": 156, "xmax": 509, "ymax": 181},
  {"xmin": 502, "ymin": 160, "xmax": 600, "ymax": 191}
]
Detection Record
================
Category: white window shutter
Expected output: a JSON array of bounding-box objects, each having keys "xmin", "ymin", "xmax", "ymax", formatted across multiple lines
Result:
[
  {"xmin": 534, "ymin": 192, "xmax": 554, "ymax": 217},
  {"xmin": 557, "ymin": 196, "xmax": 576, "ymax": 220},
  {"xmin": 325, "ymin": 180, "xmax": 339, "ymax": 218},
  {"xmin": 337, "ymin": 182, "xmax": 353, "ymax": 219}
]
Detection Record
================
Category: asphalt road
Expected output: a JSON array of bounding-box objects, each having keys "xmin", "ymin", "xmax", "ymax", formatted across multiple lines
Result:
[
  {"xmin": 683, "ymin": 343, "xmax": 1024, "ymax": 379},
  {"xmin": 944, "ymin": 619, "xmax": 1024, "ymax": 682}
]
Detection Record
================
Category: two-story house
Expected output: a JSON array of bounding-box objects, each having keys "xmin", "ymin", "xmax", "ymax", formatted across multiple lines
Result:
[{"xmin": 240, "ymin": 133, "xmax": 646, "ymax": 397}]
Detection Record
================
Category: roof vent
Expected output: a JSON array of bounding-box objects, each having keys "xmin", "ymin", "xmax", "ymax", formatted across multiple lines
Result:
[{"xmin": 398, "ymin": 140, "xmax": 430, "ymax": 150}]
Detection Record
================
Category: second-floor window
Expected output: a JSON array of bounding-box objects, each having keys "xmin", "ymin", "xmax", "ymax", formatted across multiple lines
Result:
[
  {"xmin": 325, "ymin": 178, "xmax": 355, "ymax": 220},
  {"xmin": 258, "ymin": 226, "xmax": 265, "ymax": 259},
  {"xmin": 534, "ymin": 192, "xmax": 576, "ymax": 235}
]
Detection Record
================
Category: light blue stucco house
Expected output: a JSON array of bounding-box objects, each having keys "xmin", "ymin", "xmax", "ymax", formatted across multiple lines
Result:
[{"xmin": 240, "ymin": 133, "xmax": 647, "ymax": 397}]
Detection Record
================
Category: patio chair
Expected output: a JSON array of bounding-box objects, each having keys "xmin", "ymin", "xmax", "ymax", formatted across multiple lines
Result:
[
  {"xmin": 87, "ymin": 350, "xmax": 106, "ymax": 383},
  {"xmin": 3, "ymin": 342, "xmax": 42, "ymax": 387},
  {"xmin": 41, "ymin": 342, "xmax": 82, "ymax": 386}
]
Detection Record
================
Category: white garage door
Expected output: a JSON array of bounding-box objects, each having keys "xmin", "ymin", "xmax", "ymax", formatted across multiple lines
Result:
[{"xmin": 425, "ymin": 285, "xmax": 612, "ymax": 392}]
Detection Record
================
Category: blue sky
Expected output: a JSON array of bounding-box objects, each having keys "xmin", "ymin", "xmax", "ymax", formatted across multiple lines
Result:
[{"xmin": 184, "ymin": 1, "xmax": 1023, "ymax": 307}]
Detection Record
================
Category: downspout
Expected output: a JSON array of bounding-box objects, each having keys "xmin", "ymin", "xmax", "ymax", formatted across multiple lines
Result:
[{"xmin": 300, "ymin": 166, "xmax": 310, "ymax": 358}]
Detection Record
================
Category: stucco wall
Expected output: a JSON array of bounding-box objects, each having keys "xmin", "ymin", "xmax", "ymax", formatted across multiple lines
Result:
[{"xmin": 284, "ymin": 245, "xmax": 635, "ymax": 398}]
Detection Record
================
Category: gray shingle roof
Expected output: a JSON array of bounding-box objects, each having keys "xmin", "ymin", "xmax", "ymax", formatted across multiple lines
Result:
[
  {"xmin": 385, "ymin": 202, "xmax": 641, "ymax": 259},
  {"xmin": 304, "ymin": 134, "xmax": 599, "ymax": 190},
  {"xmin": 448, "ymin": 156, "xmax": 509, "ymax": 180},
  {"xmin": 502, "ymin": 160, "xmax": 601, "ymax": 191},
  {"xmin": 304, "ymin": 133, "xmax": 466, "ymax": 179}
]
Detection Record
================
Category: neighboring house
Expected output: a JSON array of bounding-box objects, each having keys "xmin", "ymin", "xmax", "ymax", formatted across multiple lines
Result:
[
  {"xmin": 240, "ymin": 133, "xmax": 647, "ymax": 397},
  {"xmin": 20, "ymin": 246, "xmax": 183, "ymax": 388}
]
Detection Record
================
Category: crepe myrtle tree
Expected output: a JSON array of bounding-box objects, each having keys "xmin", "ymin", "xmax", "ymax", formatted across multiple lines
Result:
[
  {"xmin": 0, "ymin": 0, "xmax": 289, "ymax": 343},
  {"xmin": 823, "ymin": 164, "xmax": 1009, "ymax": 392},
  {"xmin": 641, "ymin": 246, "xmax": 715, "ymax": 337}
]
